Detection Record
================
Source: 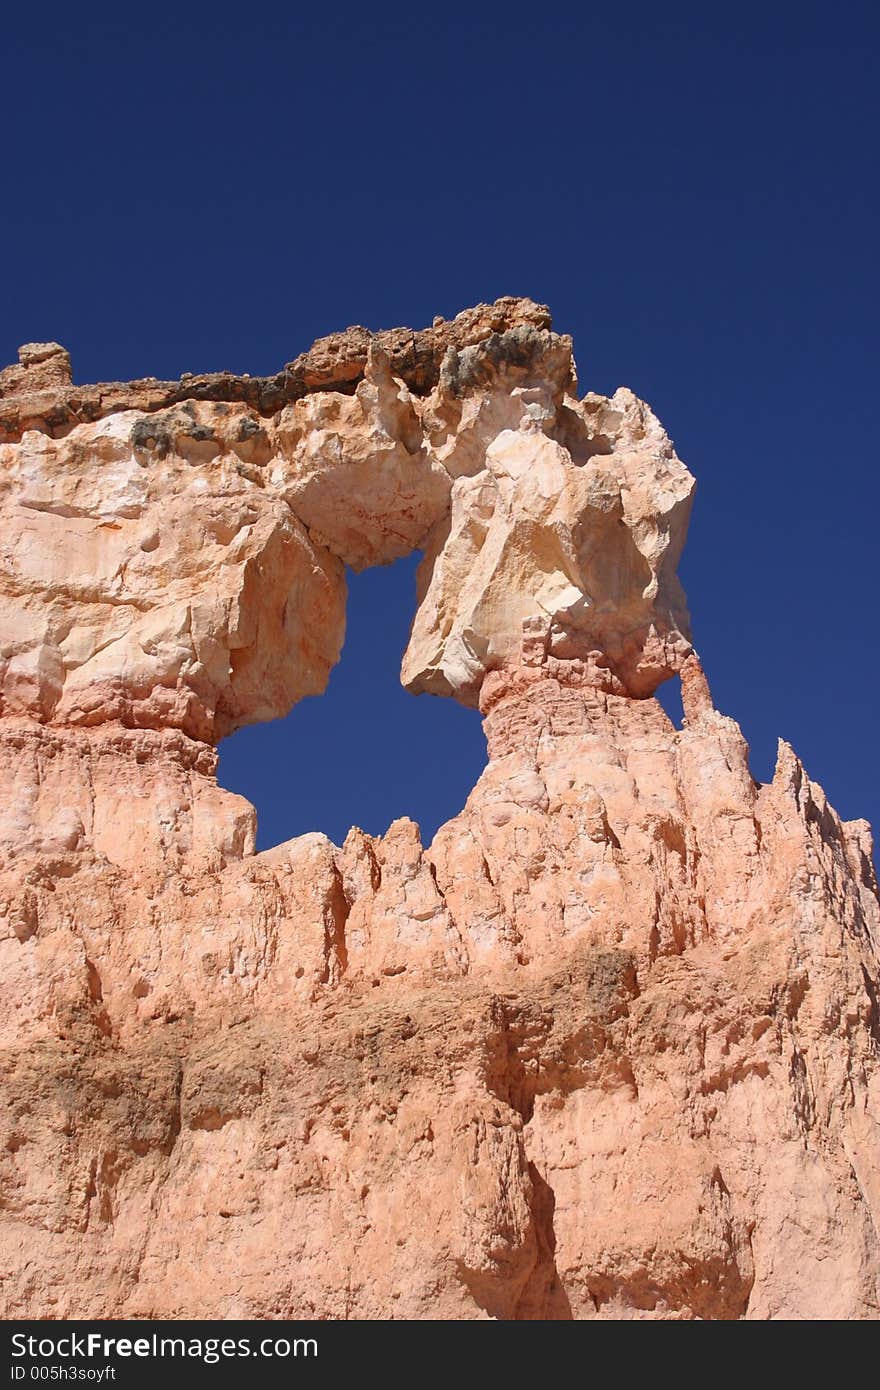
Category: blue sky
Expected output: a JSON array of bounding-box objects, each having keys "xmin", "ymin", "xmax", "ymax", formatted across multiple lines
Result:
[{"xmin": 4, "ymin": 2, "xmax": 878, "ymax": 850}]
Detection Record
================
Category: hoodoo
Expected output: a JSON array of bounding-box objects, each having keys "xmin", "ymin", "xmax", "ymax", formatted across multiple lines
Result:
[{"xmin": 1, "ymin": 301, "xmax": 877, "ymax": 1319}]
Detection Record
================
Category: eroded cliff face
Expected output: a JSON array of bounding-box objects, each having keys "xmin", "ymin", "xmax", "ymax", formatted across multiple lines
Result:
[{"xmin": 1, "ymin": 302, "xmax": 878, "ymax": 1320}]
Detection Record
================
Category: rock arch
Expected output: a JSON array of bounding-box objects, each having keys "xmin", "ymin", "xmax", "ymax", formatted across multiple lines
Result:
[
  {"xmin": 0, "ymin": 298, "xmax": 693, "ymax": 866},
  {"xmin": 2, "ymin": 304, "xmax": 877, "ymax": 1321}
]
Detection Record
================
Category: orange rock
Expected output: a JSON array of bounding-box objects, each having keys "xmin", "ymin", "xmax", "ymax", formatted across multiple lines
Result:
[{"xmin": 0, "ymin": 302, "xmax": 877, "ymax": 1320}]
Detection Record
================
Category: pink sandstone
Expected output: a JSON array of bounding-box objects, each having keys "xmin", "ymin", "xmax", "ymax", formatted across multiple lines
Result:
[{"xmin": 0, "ymin": 302, "xmax": 877, "ymax": 1320}]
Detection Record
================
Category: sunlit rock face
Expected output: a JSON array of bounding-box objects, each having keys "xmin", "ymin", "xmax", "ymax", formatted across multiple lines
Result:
[
  {"xmin": 0, "ymin": 298, "xmax": 692, "ymax": 735},
  {"xmin": 403, "ymin": 385, "xmax": 693, "ymax": 704},
  {"xmin": 0, "ymin": 302, "xmax": 878, "ymax": 1321}
]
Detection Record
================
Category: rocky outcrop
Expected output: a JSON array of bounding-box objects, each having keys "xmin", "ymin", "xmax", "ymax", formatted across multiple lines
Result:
[
  {"xmin": 0, "ymin": 297, "xmax": 690, "ymax": 744},
  {"xmin": 1, "ymin": 301, "xmax": 878, "ymax": 1320}
]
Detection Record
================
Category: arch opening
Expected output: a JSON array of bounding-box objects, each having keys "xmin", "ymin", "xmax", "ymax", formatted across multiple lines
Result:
[
  {"xmin": 656, "ymin": 671, "xmax": 684, "ymax": 729},
  {"xmin": 216, "ymin": 552, "xmax": 487, "ymax": 851}
]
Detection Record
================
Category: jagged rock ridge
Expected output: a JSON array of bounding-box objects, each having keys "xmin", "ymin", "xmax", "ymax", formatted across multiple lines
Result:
[{"xmin": 0, "ymin": 301, "xmax": 878, "ymax": 1320}]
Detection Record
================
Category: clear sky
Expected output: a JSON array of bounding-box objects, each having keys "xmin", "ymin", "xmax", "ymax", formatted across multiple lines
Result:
[{"xmin": 4, "ymin": 3, "xmax": 878, "ymax": 851}]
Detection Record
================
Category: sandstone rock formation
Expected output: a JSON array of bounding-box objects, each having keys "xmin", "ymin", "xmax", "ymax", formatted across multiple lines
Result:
[{"xmin": 1, "ymin": 301, "xmax": 878, "ymax": 1320}]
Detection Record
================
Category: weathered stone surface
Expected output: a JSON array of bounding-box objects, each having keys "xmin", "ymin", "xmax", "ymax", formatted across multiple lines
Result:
[
  {"xmin": 0, "ymin": 302, "xmax": 877, "ymax": 1320},
  {"xmin": 272, "ymin": 348, "xmax": 451, "ymax": 570},
  {"xmin": 0, "ymin": 341, "xmax": 72, "ymax": 400},
  {"xmin": 402, "ymin": 387, "xmax": 693, "ymax": 704},
  {"xmin": 0, "ymin": 404, "xmax": 346, "ymax": 740},
  {"xmin": 0, "ymin": 297, "xmax": 555, "ymax": 443},
  {"xmin": 0, "ymin": 299, "xmax": 693, "ymax": 741}
]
